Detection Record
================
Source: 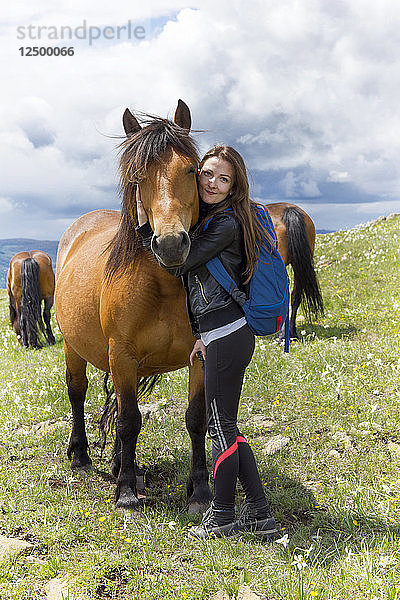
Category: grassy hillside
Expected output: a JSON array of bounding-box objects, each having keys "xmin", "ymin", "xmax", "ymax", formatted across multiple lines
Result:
[{"xmin": 0, "ymin": 215, "xmax": 399, "ymax": 599}]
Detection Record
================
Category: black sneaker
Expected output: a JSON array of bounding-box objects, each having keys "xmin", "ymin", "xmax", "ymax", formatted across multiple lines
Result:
[
  {"xmin": 188, "ymin": 502, "xmax": 239, "ymax": 540},
  {"xmin": 236, "ymin": 501, "xmax": 278, "ymax": 536}
]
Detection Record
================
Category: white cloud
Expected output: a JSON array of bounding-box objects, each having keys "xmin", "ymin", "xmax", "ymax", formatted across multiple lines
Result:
[
  {"xmin": 279, "ymin": 172, "xmax": 322, "ymax": 199},
  {"xmin": 0, "ymin": 198, "xmax": 14, "ymax": 213},
  {"xmin": 328, "ymin": 171, "xmax": 350, "ymax": 183}
]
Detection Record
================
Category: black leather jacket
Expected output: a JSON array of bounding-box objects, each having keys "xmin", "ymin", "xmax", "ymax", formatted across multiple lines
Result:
[{"xmin": 137, "ymin": 205, "xmax": 246, "ymax": 337}]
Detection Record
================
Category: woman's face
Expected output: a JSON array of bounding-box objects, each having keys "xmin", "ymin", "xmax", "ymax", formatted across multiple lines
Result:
[{"xmin": 198, "ymin": 156, "xmax": 234, "ymax": 204}]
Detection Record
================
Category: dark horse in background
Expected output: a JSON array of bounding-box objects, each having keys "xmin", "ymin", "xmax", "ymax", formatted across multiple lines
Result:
[
  {"xmin": 55, "ymin": 101, "xmax": 212, "ymax": 514},
  {"xmin": 267, "ymin": 203, "xmax": 324, "ymax": 339},
  {"xmin": 7, "ymin": 251, "xmax": 56, "ymax": 348}
]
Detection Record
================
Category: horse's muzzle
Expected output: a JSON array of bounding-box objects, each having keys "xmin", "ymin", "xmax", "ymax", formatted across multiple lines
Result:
[{"xmin": 151, "ymin": 231, "xmax": 191, "ymax": 267}]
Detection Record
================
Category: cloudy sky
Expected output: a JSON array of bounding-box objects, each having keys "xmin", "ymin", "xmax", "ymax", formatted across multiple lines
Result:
[{"xmin": 1, "ymin": 0, "xmax": 400, "ymax": 239}]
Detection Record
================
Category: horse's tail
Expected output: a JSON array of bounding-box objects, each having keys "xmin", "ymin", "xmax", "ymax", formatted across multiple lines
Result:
[
  {"xmin": 283, "ymin": 206, "xmax": 324, "ymax": 320},
  {"xmin": 99, "ymin": 373, "xmax": 163, "ymax": 449},
  {"xmin": 20, "ymin": 258, "xmax": 45, "ymax": 348}
]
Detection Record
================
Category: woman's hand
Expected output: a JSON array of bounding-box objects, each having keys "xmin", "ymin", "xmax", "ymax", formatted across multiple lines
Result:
[
  {"xmin": 189, "ymin": 339, "xmax": 206, "ymax": 366},
  {"xmin": 136, "ymin": 186, "xmax": 148, "ymax": 226}
]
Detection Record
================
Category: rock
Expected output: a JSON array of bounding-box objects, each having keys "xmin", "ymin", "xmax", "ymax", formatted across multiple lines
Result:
[
  {"xmin": 45, "ymin": 577, "xmax": 76, "ymax": 600},
  {"xmin": 248, "ymin": 414, "xmax": 275, "ymax": 429},
  {"xmin": 210, "ymin": 592, "xmax": 231, "ymax": 600},
  {"xmin": 139, "ymin": 400, "xmax": 167, "ymax": 421},
  {"xmin": 388, "ymin": 442, "xmax": 400, "ymax": 459},
  {"xmin": 331, "ymin": 431, "xmax": 355, "ymax": 451},
  {"xmin": 0, "ymin": 535, "xmax": 33, "ymax": 558},
  {"xmin": 16, "ymin": 419, "xmax": 68, "ymax": 435},
  {"xmin": 0, "ymin": 534, "xmax": 32, "ymax": 556},
  {"xmin": 349, "ymin": 421, "xmax": 372, "ymax": 437},
  {"xmin": 25, "ymin": 555, "xmax": 47, "ymax": 565},
  {"xmin": 328, "ymin": 449, "xmax": 341, "ymax": 459},
  {"xmin": 262, "ymin": 435, "xmax": 290, "ymax": 455},
  {"xmin": 237, "ymin": 586, "xmax": 265, "ymax": 599}
]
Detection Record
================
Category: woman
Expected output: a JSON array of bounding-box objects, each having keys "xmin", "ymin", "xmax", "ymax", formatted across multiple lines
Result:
[{"xmin": 137, "ymin": 145, "xmax": 277, "ymax": 540}]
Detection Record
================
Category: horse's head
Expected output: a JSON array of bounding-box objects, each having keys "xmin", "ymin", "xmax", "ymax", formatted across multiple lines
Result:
[{"xmin": 120, "ymin": 100, "xmax": 199, "ymax": 267}]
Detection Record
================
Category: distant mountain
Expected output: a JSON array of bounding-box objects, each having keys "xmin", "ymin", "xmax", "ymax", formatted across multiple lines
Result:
[
  {"xmin": 0, "ymin": 239, "xmax": 59, "ymax": 289},
  {"xmin": 317, "ymin": 229, "xmax": 335, "ymax": 234},
  {"xmin": 0, "ymin": 230, "xmax": 335, "ymax": 289}
]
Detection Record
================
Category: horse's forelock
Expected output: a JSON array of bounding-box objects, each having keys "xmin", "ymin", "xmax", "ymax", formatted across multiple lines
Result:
[{"xmin": 119, "ymin": 116, "xmax": 199, "ymax": 185}]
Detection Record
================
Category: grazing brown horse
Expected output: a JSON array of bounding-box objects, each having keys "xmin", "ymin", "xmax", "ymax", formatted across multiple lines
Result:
[
  {"xmin": 55, "ymin": 100, "xmax": 212, "ymax": 514},
  {"xmin": 267, "ymin": 202, "xmax": 324, "ymax": 338},
  {"xmin": 7, "ymin": 250, "xmax": 56, "ymax": 348}
]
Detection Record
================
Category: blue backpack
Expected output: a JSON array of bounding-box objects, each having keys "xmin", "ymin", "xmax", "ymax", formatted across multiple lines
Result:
[{"xmin": 204, "ymin": 205, "xmax": 290, "ymax": 352}]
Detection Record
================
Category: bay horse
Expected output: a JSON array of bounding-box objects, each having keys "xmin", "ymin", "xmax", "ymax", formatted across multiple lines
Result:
[
  {"xmin": 7, "ymin": 250, "xmax": 56, "ymax": 348},
  {"xmin": 55, "ymin": 100, "xmax": 212, "ymax": 514},
  {"xmin": 266, "ymin": 202, "xmax": 324, "ymax": 339}
]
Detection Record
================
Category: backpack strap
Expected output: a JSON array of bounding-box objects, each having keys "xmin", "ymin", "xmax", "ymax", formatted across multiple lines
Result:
[{"xmin": 206, "ymin": 257, "xmax": 247, "ymax": 306}]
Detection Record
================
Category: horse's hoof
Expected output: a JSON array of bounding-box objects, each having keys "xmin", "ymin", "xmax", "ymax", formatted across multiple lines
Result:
[
  {"xmin": 116, "ymin": 506, "xmax": 143, "ymax": 521},
  {"xmin": 187, "ymin": 501, "xmax": 209, "ymax": 515},
  {"xmin": 71, "ymin": 457, "xmax": 92, "ymax": 471},
  {"xmin": 116, "ymin": 487, "xmax": 140, "ymax": 511},
  {"xmin": 72, "ymin": 464, "xmax": 93, "ymax": 478}
]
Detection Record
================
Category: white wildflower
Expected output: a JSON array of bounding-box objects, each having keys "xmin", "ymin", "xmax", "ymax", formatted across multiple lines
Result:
[
  {"xmin": 275, "ymin": 534, "xmax": 290, "ymax": 548},
  {"xmin": 378, "ymin": 555, "xmax": 394, "ymax": 568},
  {"xmin": 291, "ymin": 554, "xmax": 308, "ymax": 570},
  {"xmin": 305, "ymin": 544, "xmax": 314, "ymax": 557}
]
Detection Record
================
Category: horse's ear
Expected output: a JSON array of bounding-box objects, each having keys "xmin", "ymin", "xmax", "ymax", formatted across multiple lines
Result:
[
  {"xmin": 174, "ymin": 99, "xmax": 191, "ymax": 132},
  {"xmin": 123, "ymin": 108, "xmax": 141, "ymax": 137}
]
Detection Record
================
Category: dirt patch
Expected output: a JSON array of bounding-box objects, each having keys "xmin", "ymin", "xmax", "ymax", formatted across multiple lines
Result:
[
  {"xmin": 48, "ymin": 478, "xmax": 83, "ymax": 490},
  {"xmin": 95, "ymin": 567, "xmax": 128, "ymax": 599},
  {"xmin": 15, "ymin": 418, "xmax": 68, "ymax": 436},
  {"xmin": 245, "ymin": 414, "xmax": 276, "ymax": 430},
  {"xmin": 210, "ymin": 587, "xmax": 275, "ymax": 600}
]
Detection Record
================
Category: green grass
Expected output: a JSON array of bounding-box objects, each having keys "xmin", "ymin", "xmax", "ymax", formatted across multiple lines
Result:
[{"xmin": 0, "ymin": 214, "xmax": 399, "ymax": 599}]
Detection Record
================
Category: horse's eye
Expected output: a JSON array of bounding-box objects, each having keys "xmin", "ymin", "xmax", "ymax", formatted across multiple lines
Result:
[{"xmin": 187, "ymin": 166, "xmax": 196, "ymax": 175}]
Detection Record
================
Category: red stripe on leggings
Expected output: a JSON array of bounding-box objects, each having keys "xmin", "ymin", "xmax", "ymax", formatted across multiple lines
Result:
[
  {"xmin": 276, "ymin": 316, "xmax": 282, "ymax": 331},
  {"xmin": 214, "ymin": 441, "xmax": 238, "ymax": 477},
  {"xmin": 237, "ymin": 435, "xmax": 247, "ymax": 444}
]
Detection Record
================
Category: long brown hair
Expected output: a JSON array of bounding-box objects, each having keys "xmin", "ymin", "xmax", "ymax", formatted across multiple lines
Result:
[{"xmin": 196, "ymin": 145, "xmax": 275, "ymax": 284}]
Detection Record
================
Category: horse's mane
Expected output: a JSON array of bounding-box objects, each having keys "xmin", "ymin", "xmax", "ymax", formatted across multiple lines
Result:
[{"xmin": 105, "ymin": 115, "xmax": 199, "ymax": 282}]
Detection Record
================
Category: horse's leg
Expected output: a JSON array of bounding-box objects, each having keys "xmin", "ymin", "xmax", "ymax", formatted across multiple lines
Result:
[
  {"xmin": 65, "ymin": 342, "xmax": 91, "ymax": 469},
  {"xmin": 186, "ymin": 359, "xmax": 212, "ymax": 513},
  {"xmin": 43, "ymin": 296, "xmax": 56, "ymax": 345},
  {"xmin": 111, "ymin": 434, "xmax": 145, "ymax": 491},
  {"xmin": 289, "ymin": 282, "xmax": 302, "ymax": 339},
  {"xmin": 8, "ymin": 293, "xmax": 22, "ymax": 343},
  {"xmin": 111, "ymin": 434, "xmax": 121, "ymax": 479},
  {"xmin": 109, "ymin": 340, "xmax": 141, "ymax": 512}
]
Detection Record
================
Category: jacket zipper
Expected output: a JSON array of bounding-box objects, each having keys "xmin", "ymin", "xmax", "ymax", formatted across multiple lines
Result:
[{"xmin": 195, "ymin": 274, "xmax": 209, "ymax": 304}]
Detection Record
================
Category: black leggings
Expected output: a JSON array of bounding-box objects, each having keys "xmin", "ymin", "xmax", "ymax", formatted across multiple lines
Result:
[{"xmin": 204, "ymin": 324, "xmax": 266, "ymax": 512}]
